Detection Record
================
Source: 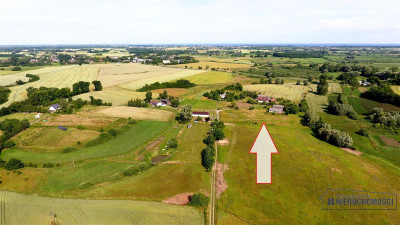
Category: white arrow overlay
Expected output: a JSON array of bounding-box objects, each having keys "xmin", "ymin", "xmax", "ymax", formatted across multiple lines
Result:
[{"xmin": 249, "ymin": 123, "xmax": 279, "ymax": 184}]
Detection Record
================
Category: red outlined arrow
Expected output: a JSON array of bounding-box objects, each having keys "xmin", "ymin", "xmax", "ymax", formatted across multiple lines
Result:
[{"xmin": 249, "ymin": 123, "xmax": 279, "ymax": 184}]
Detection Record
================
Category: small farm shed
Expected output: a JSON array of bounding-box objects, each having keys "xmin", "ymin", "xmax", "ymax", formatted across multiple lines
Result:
[
  {"xmin": 192, "ymin": 111, "xmax": 210, "ymax": 118},
  {"xmin": 58, "ymin": 126, "xmax": 68, "ymax": 131},
  {"xmin": 269, "ymin": 105, "xmax": 285, "ymax": 114}
]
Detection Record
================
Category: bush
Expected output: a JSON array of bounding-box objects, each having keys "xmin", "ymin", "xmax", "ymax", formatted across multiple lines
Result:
[
  {"xmin": 3, "ymin": 140, "xmax": 15, "ymax": 148},
  {"xmin": 188, "ymin": 193, "xmax": 209, "ymax": 207},
  {"xmin": 327, "ymin": 102, "xmax": 358, "ymax": 120},
  {"xmin": 167, "ymin": 138, "xmax": 178, "ymax": 149},
  {"xmin": 11, "ymin": 66, "xmax": 22, "ymax": 71},
  {"xmin": 358, "ymin": 128, "xmax": 370, "ymax": 137},
  {"xmin": 123, "ymin": 166, "xmax": 141, "ymax": 176},
  {"xmin": 43, "ymin": 163, "xmax": 54, "ymax": 168},
  {"xmin": 62, "ymin": 147, "xmax": 77, "ymax": 153},
  {"xmin": 5, "ymin": 158, "xmax": 24, "ymax": 170},
  {"xmin": 77, "ymin": 125, "xmax": 85, "ymax": 130},
  {"xmin": 317, "ymin": 123, "xmax": 353, "ymax": 148},
  {"xmin": 123, "ymin": 163, "xmax": 153, "ymax": 176}
]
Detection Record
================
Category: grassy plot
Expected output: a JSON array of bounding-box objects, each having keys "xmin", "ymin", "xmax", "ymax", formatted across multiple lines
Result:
[
  {"xmin": 2, "ymin": 121, "xmax": 171, "ymax": 164},
  {"xmin": 76, "ymin": 121, "xmax": 210, "ymax": 201},
  {"xmin": 180, "ymin": 99, "xmax": 218, "ymax": 110},
  {"xmin": 0, "ymin": 191, "xmax": 203, "ymax": 225},
  {"xmin": 12, "ymin": 127, "xmax": 99, "ymax": 153},
  {"xmin": 243, "ymin": 84, "xmax": 310, "ymax": 102},
  {"xmin": 306, "ymin": 93, "xmax": 328, "ymax": 112},
  {"xmin": 320, "ymin": 113, "xmax": 400, "ymax": 167},
  {"xmin": 184, "ymin": 71, "xmax": 233, "ymax": 84},
  {"xmin": 170, "ymin": 122, "xmax": 209, "ymax": 163},
  {"xmin": 347, "ymin": 97, "xmax": 400, "ymax": 114},
  {"xmin": 40, "ymin": 161, "xmax": 130, "ymax": 194},
  {"xmin": 217, "ymin": 111, "xmax": 400, "ymax": 224},
  {"xmin": 82, "ymin": 163, "xmax": 209, "ymax": 201}
]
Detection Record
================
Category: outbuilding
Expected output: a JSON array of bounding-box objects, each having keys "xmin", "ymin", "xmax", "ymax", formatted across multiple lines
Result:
[{"xmin": 192, "ymin": 111, "xmax": 210, "ymax": 118}]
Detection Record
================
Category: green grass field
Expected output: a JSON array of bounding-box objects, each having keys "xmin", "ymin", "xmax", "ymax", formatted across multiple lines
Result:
[
  {"xmin": 0, "ymin": 191, "xmax": 203, "ymax": 225},
  {"xmin": 181, "ymin": 99, "xmax": 218, "ymax": 110},
  {"xmin": 185, "ymin": 71, "xmax": 233, "ymax": 84},
  {"xmin": 217, "ymin": 109, "xmax": 400, "ymax": 224},
  {"xmin": 347, "ymin": 97, "xmax": 400, "ymax": 114},
  {"xmin": 2, "ymin": 121, "xmax": 171, "ymax": 164}
]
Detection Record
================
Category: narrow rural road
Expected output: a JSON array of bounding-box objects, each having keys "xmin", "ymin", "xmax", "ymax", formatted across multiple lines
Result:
[{"xmin": 209, "ymin": 110, "xmax": 221, "ymax": 225}]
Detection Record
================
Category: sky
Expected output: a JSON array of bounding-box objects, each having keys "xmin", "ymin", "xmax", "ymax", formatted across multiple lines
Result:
[{"xmin": 0, "ymin": 0, "xmax": 399, "ymax": 45}]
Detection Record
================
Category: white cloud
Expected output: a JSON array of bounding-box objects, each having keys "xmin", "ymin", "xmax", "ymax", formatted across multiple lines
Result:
[{"xmin": 0, "ymin": 0, "xmax": 399, "ymax": 44}]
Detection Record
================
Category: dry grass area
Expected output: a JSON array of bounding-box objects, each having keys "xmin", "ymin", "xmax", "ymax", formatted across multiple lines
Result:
[
  {"xmin": 244, "ymin": 84, "xmax": 310, "ymax": 102},
  {"xmin": 13, "ymin": 127, "xmax": 99, "ymax": 152},
  {"xmin": 0, "ymin": 65, "xmax": 77, "ymax": 86},
  {"xmin": 93, "ymin": 106, "xmax": 174, "ymax": 121},
  {"xmin": 0, "ymin": 168, "xmax": 48, "ymax": 193},
  {"xmin": 36, "ymin": 113, "xmax": 115, "ymax": 129},
  {"xmin": 1, "ymin": 65, "xmax": 96, "ymax": 107}
]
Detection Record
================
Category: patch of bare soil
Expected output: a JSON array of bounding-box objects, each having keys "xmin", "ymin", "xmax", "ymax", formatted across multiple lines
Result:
[
  {"xmin": 380, "ymin": 136, "xmax": 400, "ymax": 148},
  {"xmin": 176, "ymin": 127, "xmax": 184, "ymax": 138},
  {"xmin": 146, "ymin": 140, "xmax": 161, "ymax": 150},
  {"xmin": 342, "ymin": 148, "xmax": 363, "ymax": 156},
  {"xmin": 151, "ymin": 155, "xmax": 169, "ymax": 163},
  {"xmin": 224, "ymin": 123, "xmax": 235, "ymax": 126},
  {"xmin": 217, "ymin": 139, "xmax": 229, "ymax": 145},
  {"xmin": 163, "ymin": 193, "xmax": 193, "ymax": 205},
  {"xmin": 236, "ymin": 102, "xmax": 251, "ymax": 108},
  {"xmin": 214, "ymin": 162, "xmax": 229, "ymax": 198}
]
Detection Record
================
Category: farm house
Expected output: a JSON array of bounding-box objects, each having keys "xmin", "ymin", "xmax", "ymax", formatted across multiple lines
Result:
[
  {"xmin": 49, "ymin": 104, "xmax": 61, "ymax": 113},
  {"xmin": 257, "ymin": 95, "xmax": 276, "ymax": 103}
]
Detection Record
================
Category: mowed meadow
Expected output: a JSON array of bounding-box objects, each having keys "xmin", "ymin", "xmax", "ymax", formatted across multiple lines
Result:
[
  {"xmin": 0, "ymin": 191, "xmax": 203, "ymax": 225},
  {"xmin": 217, "ymin": 109, "xmax": 400, "ymax": 225}
]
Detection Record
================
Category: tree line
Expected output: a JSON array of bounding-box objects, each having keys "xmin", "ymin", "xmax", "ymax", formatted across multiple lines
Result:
[
  {"xmin": 201, "ymin": 119, "xmax": 225, "ymax": 171},
  {"xmin": 137, "ymin": 79, "xmax": 196, "ymax": 92}
]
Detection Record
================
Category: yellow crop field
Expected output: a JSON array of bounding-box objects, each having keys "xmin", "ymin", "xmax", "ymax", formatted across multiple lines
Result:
[
  {"xmin": 1, "ymin": 65, "xmax": 97, "ymax": 107},
  {"xmin": 0, "ymin": 65, "xmax": 77, "ymax": 86},
  {"xmin": 93, "ymin": 106, "xmax": 174, "ymax": 121},
  {"xmin": 2, "ymin": 63, "xmax": 204, "ymax": 107},
  {"xmin": 73, "ymin": 86, "xmax": 146, "ymax": 106},
  {"xmin": 184, "ymin": 71, "xmax": 233, "ymax": 84},
  {"xmin": 244, "ymin": 84, "xmax": 310, "ymax": 102}
]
